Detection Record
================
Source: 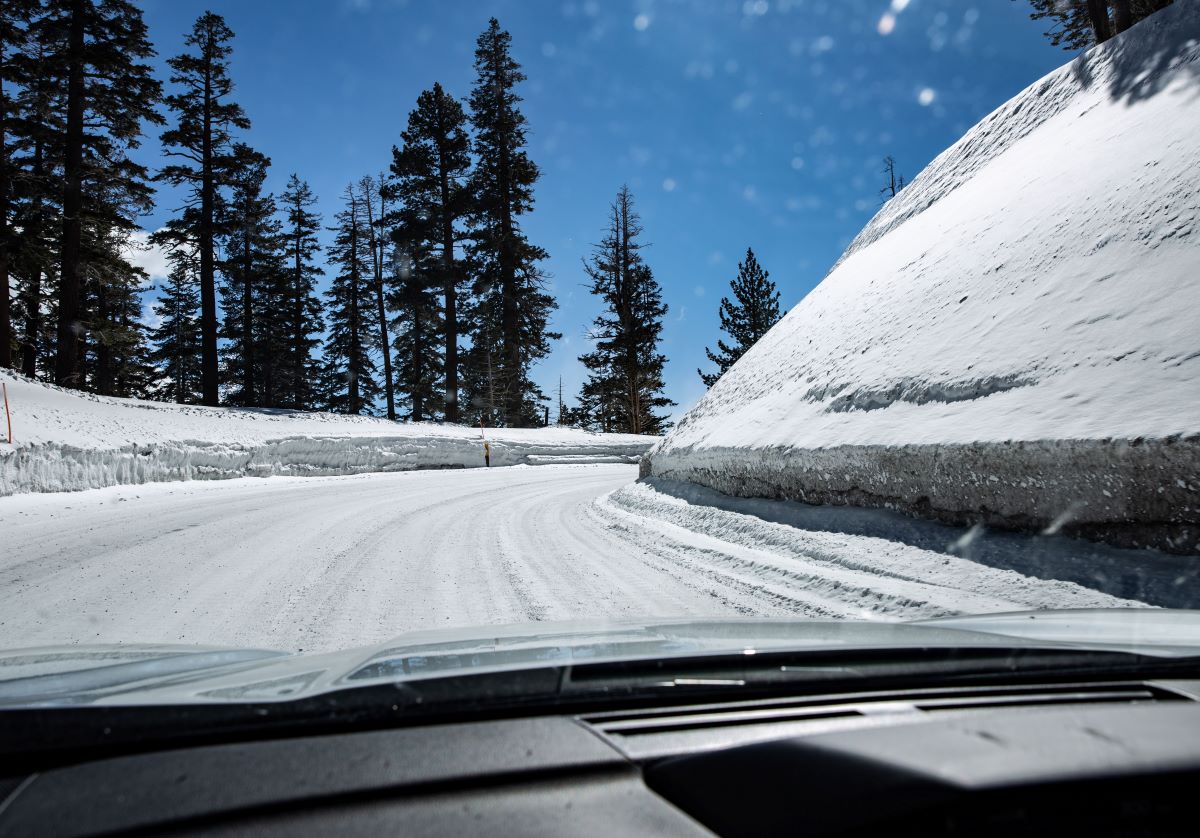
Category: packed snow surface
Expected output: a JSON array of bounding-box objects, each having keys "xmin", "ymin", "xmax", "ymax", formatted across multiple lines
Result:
[
  {"xmin": 0, "ymin": 370, "xmax": 651, "ymax": 495},
  {"xmin": 658, "ymin": 5, "xmax": 1200, "ymax": 453},
  {"xmin": 3, "ymin": 465, "xmax": 1182, "ymax": 653}
]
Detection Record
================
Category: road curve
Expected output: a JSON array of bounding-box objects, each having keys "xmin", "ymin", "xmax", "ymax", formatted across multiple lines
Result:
[
  {"xmin": 0, "ymin": 465, "xmax": 764, "ymax": 652},
  {"xmin": 0, "ymin": 464, "xmax": 1143, "ymax": 652}
]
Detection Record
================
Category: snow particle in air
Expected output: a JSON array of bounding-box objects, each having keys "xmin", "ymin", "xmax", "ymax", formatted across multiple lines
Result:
[
  {"xmin": 877, "ymin": 12, "xmax": 896, "ymax": 35},
  {"xmin": 662, "ymin": 178, "xmax": 677, "ymax": 192},
  {"xmin": 790, "ymin": 156, "xmax": 805, "ymax": 170},
  {"xmin": 633, "ymin": 13, "xmax": 651, "ymax": 31},
  {"xmin": 918, "ymin": 87, "xmax": 937, "ymax": 106}
]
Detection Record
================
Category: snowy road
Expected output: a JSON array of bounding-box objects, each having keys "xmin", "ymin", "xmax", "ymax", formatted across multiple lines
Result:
[{"xmin": 0, "ymin": 465, "xmax": 1154, "ymax": 653}]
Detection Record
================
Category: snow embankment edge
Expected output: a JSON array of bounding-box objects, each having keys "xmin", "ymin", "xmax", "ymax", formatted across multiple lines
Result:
[
  {"xmin": 641, "ymin": 437, "xmax": 1200, "ymax": 555},
  {"xmin": 0, "ymin": 434, "xmax": 650, "ymax": 496}
]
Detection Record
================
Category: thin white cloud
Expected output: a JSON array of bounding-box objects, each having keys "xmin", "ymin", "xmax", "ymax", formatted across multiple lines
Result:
[{"xmin": 124, "ymin": 229, "xmax": 170, "ymax": 283}]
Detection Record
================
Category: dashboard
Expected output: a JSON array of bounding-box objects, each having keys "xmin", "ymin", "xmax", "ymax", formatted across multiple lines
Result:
[{"xmin": 3, "ymin": 677, "xmax": 1200, "ymax": 836}]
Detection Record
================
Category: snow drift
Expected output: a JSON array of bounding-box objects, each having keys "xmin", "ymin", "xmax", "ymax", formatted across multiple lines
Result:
[
  {"xmin": 644, "ymin": 4, "xmax": 1200, "ymax": 554},
  {"xmin": 0, "ymin": 370, "xmax": 651, "ymax": 496}
]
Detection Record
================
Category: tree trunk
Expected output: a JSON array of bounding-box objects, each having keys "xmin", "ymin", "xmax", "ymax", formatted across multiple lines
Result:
[
  {"xmin": 1111, "ymin": 0, "xmax": 1132, "ymax": 33},
  {"xmin": 291, "ymin": 225, "xmax": 303, "ymax": 408},
  {"xmin": 0, "ymin": 66, "xmax": 10, "ymax": 370},
  {"xmin": 198, "ymin": 36, "xmax": 219, "ymax": 406},
  {"xmin": 93, "ymin": 283, "xmax": 113, "ymax": 396},
  {"xmin": 348, "ymin": 198, "xmax": 361, "ymax": 414},
  {"xmin": 1086, "ymin": 0, "xmax": 1113, "ymax": 43},
  {"xmin": 492, "ymin": 41, "xmax": 520, "ymax": 427},
  {"xmin": 364, "ymin": 183, "xmax": 394, "ymax": 420},
  {"xmin": 437, "ymin": 114, "xmax": 459, "ymax": 424},
  {"xmin": 241, "ymin": 227, "xmax": 254, "ymax": 405},
  {"xmin": 412, "ymin": 304, "xmax": 423, "ymax": 421},
  {"xmin": 55, "ymin": 0, "xmax": 86, "ymax": 388},
  {"xmin": 21, "ymin": 140, "xmax": 45, "ymax": 378}
]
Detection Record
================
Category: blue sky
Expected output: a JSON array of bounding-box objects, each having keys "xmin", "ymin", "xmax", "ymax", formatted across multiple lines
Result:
[{"xmin": 133, "ymin": 0, "xmax": 1069, "ymax": 421}]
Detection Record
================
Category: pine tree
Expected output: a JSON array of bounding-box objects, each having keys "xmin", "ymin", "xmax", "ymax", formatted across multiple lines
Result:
[
  {"xmin": 1021, "ymin": 0, "xmax": 1172, "ymax": 50},
  {"xmin": 218, "ymin": 143, "xmax": 280, "ymax": 407},
  {"xmin": 157, "ymin": 12, "xmax": 249, "ymax": 406},
  {"xmin": 0, "ymin": 1, "xmax": 36, "ymax": 370},
  {"xmin": 390, "ymin": 82, "xmax": 471, "ymax": 423},
  {"xmin": 359, "ymin": 173, "xmax": 394, "ymax": 420},
  {"xmin": 43, "ymin": 0, "xmax": 162, "ymax": 389},
  {"xmin": 84, "ymin": 228, "xmax": 153, "ymax": 397},
  {"xmin": 10, "ymin": 25, "xmax": 62, "ymax": 380},
  {"xmin": 148, "ymin": 247, "xmax": 203, "ymax": 404},
  {"xmin": 699, "ymin": 248, "xmax": 781, "ymax": 388},
  {"xmin": 577, "ymin": 186, "xmax": 673, "ymax": 435},
  {"xmin": 465, "ymin": 18, "xmax": 558, "ymax": 426},
  {"xmin": 278, "ymin": 173, "xmax": 323, "ymax": 410},
  {"xmin": 322, "ymin": 183, "xmax": 380, "ymax": 415},
  {"xmin": 388, "ymin": 240, "xmax": 443, "ymax": 422}
]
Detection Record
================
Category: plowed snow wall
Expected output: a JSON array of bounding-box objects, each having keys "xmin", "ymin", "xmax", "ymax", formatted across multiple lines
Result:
[
  {"xmin": 642, "ymin": 437, "xmax": 1200, "ymax": 554},
  {"xmin": 0, "ymin": 436, "xmax": 647, "ymax": 496}
]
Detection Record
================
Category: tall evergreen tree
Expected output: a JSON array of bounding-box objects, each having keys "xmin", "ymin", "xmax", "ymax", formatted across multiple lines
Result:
[
  {"xmin": 157, "ymin": 12, "xmax": 249, "ymax": 406},
  {"xmin": 0, "ymin": 1, "xmax": 36, "ymax": 370},
  {"xmin": 388, "ymin": 241, "xmax": 443, "ymax": 422},
  {"xmin": 278, "ymin": 173, "xmax": 323, "ymax": 410},
  {"xmin": 577, "ymin": 186, "xmax": 673, "ymax": 435},
  {"xmin": 148, "ymin": 246, "xmax": 202, "ymax": 404},
  {"xmin": 322, "ymin": 183, "xmax": 380, "ymax": 415},
  {"xmin": 359, "ymin": 173, "xmax": 394, "ymax": 420},
  {"xmin": 218, "ymin": 143, "xmax": 280, "ymax": 407},
  {"xmin": 1020, "ymin": 0, "xmax": 1172, "ymax": 49},
  {"xmin": 43, "ymin": 0, "xmax": 161, "ymax": 389},
  {"xmin": 465, "ymin": 18, "xmax": 557, "ymax": 426},
  {"xmin": 84, "ymin": 228, "xmax": 153, "ymax": 397},
  {"xmin": 390, "ymin": 83, "xmax": 471, "ymax": 423},
  {"xmin": 9, "ymin": 16, "xmax": 66, "ymax": 381},
  {"xmin": 699, "ymin": 248, "xmax": 782, "ymax": 388}
]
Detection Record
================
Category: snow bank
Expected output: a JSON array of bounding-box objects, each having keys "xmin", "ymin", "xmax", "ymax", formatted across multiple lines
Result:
[
  {"xmin": 0, "ymin": 370, "xmax": 652, "ymax": 496},
  {"xmin": 598, "ymin": 480, "xmax": 1142, "ymax": 618},
  {"xmin": 645, "ymin": 5, "xmax": 1200, "ymax": 554}
]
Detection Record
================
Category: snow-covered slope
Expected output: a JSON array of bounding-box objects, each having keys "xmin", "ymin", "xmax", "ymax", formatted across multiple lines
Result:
[
  {"xmin": 0, "ymin": 370, "xmax": 652, "ymax": 495},
  {"xmin": 646, "ymin": 4, "xmax": 1200, "ymax": 553}
]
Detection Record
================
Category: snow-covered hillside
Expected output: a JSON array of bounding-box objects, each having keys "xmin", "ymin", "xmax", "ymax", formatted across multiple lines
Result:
[
  {"xmin": 0, "ymin": 370, "xmax": 652, "ymax": 495},
  {"xmin": 646, "ymin": 4, "xmax": 1200, "ymax": 553}
]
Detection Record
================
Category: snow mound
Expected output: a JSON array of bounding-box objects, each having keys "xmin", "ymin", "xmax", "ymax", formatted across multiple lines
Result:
[
  {"xmin": 647, "ymin": 4, "xmax": 1200, "ymax": 553},
  {"xmin": 0, "ymin": 371, "xmax": 650, "ymax": 496}
]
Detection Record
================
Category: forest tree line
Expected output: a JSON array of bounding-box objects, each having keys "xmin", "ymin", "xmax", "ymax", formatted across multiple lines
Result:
[{"xmin": 0, "ymin": 3, "xmax": 691, "ymax": 433}]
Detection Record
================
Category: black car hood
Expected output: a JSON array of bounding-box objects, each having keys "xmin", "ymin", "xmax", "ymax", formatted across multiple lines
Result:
[{"xmin": 1, "ymin": 609, "xmax": 1197, "ymax": 707}]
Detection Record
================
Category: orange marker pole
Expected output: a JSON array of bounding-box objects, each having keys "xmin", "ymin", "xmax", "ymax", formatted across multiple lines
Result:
[{"xmin": 2, "ymin": 382, "xmax": 10, "ymax": 444}]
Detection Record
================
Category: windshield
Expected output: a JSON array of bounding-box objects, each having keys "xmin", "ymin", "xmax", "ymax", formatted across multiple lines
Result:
[{"xmin": 0, "ymin": 0, "xmax": 1196, "ymax": 703}]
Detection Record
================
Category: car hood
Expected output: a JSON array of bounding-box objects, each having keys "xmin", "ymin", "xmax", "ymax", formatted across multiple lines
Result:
[{"xmin": 2, "ymin": 609, "xmax": 1198, "ymax": 707}]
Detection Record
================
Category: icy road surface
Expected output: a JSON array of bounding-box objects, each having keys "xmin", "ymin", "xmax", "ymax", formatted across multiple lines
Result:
[{"xmin": 1, "ymin": 464, "xmax": 1175, "ymax": 653}]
